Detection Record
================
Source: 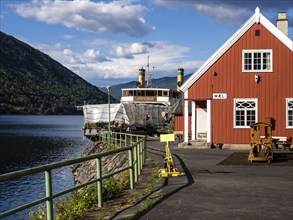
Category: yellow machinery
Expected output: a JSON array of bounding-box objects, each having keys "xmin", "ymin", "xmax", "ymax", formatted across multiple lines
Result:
[
  {"xmin": 159, "ymin": 134, "xmax": 185, "ymax": 177},
  {"xmin": 248, "ymin": 122, "xmax": 273, "ymax": 163}
]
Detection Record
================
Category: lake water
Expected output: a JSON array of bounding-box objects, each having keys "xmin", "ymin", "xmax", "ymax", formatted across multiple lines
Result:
[{"xmin": 0, "ymin": 115, "xmax": 91, "ymax": 220}]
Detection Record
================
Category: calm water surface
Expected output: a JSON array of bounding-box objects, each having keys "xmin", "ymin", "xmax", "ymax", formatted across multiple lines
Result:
[{"xmin": 0, "ymin": 115, "xmax": 91, "ymax": 220}]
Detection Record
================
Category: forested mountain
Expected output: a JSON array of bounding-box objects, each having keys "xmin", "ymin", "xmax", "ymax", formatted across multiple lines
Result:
[{"xmin": 0, "ymin": 31, "xmax": 116, "ymax": 115}]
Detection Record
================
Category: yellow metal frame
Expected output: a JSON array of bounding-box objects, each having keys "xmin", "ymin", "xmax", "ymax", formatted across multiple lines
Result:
[
  {"xmin": 248, "ymin": 122, "xmax": 274, "ymax": 163},
  {"xmin": 159, "ymin": 134, "xmax": 185, "ymax": 177}
]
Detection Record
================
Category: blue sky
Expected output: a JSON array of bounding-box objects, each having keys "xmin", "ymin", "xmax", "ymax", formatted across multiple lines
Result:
[{"xmin": 0, "ymin": 0, "xmax": 292, "ymax": 87}]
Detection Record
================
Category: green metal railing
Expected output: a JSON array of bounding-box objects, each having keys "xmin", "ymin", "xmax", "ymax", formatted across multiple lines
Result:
[{"xmin": 0, "ymin": 131, "xmax": 147, "ymax": 220}]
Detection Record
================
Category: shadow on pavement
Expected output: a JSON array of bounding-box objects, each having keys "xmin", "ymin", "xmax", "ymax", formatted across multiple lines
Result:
[
  {"xmin": 132, "ymin": 147, "xmax": 195, "ymax": 219},
  {"xmin": 219, "ymin": 151, "xmax": 293, "ymax": 166}
]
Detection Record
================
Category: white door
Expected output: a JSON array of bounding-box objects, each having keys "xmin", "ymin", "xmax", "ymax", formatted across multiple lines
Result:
[{"xmin": 196, "ymin": 108, "xmax": 207, "ymax": 140}]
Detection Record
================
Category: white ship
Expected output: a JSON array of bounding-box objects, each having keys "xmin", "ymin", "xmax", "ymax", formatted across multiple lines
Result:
[{"xmin": 82, "ymin": 65, "xmax": 184, "ymax": 138}]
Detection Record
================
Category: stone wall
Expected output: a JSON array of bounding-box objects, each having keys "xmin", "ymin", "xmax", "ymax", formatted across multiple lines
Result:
[{"xmin": 72, "ymin": 141, "xmax": 128, "ymax": 186}]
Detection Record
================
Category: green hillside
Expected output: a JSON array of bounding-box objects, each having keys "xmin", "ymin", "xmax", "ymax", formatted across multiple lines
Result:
[{"xmin": 0, "ymin": 31, "xmax": 116, "ymax": 115}]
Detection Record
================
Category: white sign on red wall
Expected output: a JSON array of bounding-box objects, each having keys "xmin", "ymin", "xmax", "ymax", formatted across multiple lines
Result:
[{"xmin": 213, "ymin": 93, "xmax": 227, "ymax": 99}]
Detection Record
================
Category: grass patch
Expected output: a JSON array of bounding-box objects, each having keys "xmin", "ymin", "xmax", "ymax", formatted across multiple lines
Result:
[
  {"xmin": 29, "ymin": 158, "xmax": 163, "ymax": 220},
  {"xmin": 29, "ymin": 173, "xmax": 129, "ymax": 220}
]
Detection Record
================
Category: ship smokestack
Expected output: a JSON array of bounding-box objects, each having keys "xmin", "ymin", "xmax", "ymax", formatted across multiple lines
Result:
[
  {"xmin": 277, "ymin": 12, "xmax": 288, "ymax": 37},
  {"xmin": 177, "ymin": 68, "xmax": 184, "ymax": 91},
  {"xmin": 138, "ymin": 68, "xmax": 145, "ymax": 88}
]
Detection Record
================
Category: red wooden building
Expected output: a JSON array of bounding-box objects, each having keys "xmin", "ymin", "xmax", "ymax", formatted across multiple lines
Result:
[{"xmin": 178, "ymin": 8, "xmax": 293, "ymax": 146}]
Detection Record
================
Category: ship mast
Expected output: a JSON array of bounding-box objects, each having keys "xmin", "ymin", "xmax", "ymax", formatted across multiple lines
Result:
[{"xmin": 146, "ymin": 55, "xmax": 152, "ymax": 88}]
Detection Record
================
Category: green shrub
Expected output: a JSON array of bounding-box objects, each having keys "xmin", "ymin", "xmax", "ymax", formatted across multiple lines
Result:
[
  {"xmin": 165, "ymin": 117, "xmax": 174, "ymax": 134},
  {"xmin": 28, "ymin": 206, "xmax": 46, "ymax": 220},
  {"xmin": 29, "ymin": 173, "xmax": 129, "ymax": 220}
]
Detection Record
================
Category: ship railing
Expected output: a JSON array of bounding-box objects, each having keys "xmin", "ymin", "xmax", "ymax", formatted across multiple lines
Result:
[{"xmin": 0, "ymin": 132, "xmax": 147, "ymax": 220}]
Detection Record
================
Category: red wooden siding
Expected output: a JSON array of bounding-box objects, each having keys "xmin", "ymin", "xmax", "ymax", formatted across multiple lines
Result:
[
  {"xmin": 187, "ymin": 23, "xmax": 293, "ymax": 144},
  {"xmin": 174, "ymin": 114, "xmax": 191, "ymax": 134}
]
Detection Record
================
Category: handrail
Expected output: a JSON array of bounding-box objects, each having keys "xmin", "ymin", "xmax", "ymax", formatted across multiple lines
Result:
[
  {"xmin": 0, "ymin": 131, "xmax": 147, "ymax": 220},
  {"xmin": 0, "ymin": 146, "xmax": 132, "ymax": 182}
]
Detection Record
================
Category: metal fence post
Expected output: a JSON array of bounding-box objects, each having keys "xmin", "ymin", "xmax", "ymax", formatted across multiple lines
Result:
[
  {"xmin": 45, "ymin": 170, "xmax": 53, "ymax": 220},
  {"xmin": 145, "ymin": 138, "xmax": 147, "ymax": 162},
  {"xmin": 128, "ymin": 148, "xmax": 134, "ymax": 189},
  {"xmin": 96, "ymin": 158, "xmax": 102, "ymax": 208},
  {"xmin": 133, "ymin": 144, "xmax": 138, "ymax": 183},
  {"xmin": 0, "ymin": 132, "xmax": 148, "ymax": 219},
  {"xmin": 107, "ymin": 132, "xmax": 110, "ymax": 145},
  {"xmin": 142, "ymin": 138, "xmax": 146, "ymax": 164},
  {"xmin": 139, "ymin": 142, "xmax": 143, "ymax": 170},
  {"xmin": 137, "ymin": 143, "xmax": 141, "ymax": 175},
  {"xmin": 111, "ymin": 132, "xmax": 114, "ymax": 145}
]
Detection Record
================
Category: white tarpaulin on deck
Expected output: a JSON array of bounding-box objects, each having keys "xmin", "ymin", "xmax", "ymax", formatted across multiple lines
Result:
[
  {"xmin": 83, "ymin": 103, "xmax": 172, "ymax": 127},
  {"xmin": 83, "ymin": 103, "xmax": 123, "ymax": 123}
]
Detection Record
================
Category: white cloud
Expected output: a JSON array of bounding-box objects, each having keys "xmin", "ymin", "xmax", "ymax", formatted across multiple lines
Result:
[
  {"xmin": 54, "ymin": 43, "xmax": 62, "ymax": 49},
  {"xmin": 84, "ymin": 49, "xmax": 97, "ymax": 59},
  {"xmin": 152, "ymin": 0, "xmax": 248, "ymax": 24},
  {"xmin": 13, "ymin": 0, "xmax": 155, "ymax": 37},
  {"xmin": 63, "ymin": 48, "xmax": 73, "ymax": 56},
  {"xmin": 29, "ymin": 39, "xmax": 202, "ymax": 86},
  {"xmin": 195, "ymin": 4, "xmax": 247, "ymax": 24},
  {"xmin": 82, "ymin": 38, "xmax": 116, "ymax": 47},
  {"xmin": 63, "ymin": 34, "xmax": 74, "ymax": 40},
  {"xmin": 152, "ymin": 0, "xmax": 293, "ymax": 25},
  {"xmin": 115, "ymin": 42, "xmax": 150, "ymax": 58}
]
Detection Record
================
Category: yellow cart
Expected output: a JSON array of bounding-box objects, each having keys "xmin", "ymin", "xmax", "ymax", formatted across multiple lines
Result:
[{"xmin": 248, "ymin": 122, "xmax": 273, "ymax": 163}]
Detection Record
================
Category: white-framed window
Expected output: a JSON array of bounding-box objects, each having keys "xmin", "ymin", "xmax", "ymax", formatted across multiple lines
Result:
[
  {"xmin": 242, "ymin": 49, "xmax": 272, "ymax": 72},
  {"xmin": 234, "ymin": 98, "xmax": 258, "ymax": 128},
  {"xmin": 286, "ymin": 98, "xmax": 293, "ymax": 128}
]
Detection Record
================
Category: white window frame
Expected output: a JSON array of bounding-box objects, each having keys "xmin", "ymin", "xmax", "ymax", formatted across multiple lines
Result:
[
  {"xmin": 234, "ymin": 98, "xmax": 258, "ymax": 128},
  {"xmin": 286, "ymin": 98, "xmax": 293, "ymax": 129},
  {"xmin": 242, "ymin": 49, "xmax": 273, "ymax": 72}
]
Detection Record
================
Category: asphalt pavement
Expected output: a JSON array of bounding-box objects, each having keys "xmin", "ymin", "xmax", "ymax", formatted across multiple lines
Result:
[{"xmin": 137, "ymin": 139, "xmax": 293, "ymax": 220}]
